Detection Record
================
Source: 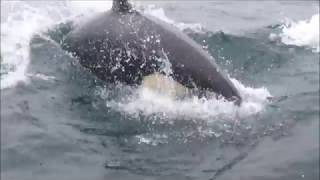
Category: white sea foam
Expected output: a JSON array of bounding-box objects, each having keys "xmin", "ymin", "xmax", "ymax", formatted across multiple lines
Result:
[
  {"xmin": 136, "ymin": 134, "xmax": 168, "ymax": 146},
  {"xmin": 275, "ymin": 14, "xmax": 319, "ymax": 52},
  {"xmin": 102, "ymin": 77, "xmax": 271, "ymax": 121}
]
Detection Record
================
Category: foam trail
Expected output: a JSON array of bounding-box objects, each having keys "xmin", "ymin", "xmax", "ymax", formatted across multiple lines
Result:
[{"xmin": 277, "ymin": 14, "xmax": 319, "ymax": 52}]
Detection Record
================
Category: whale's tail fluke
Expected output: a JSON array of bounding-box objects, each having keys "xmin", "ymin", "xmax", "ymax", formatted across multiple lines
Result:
[{"xmin": 112, "ymin": 0, "xmax": 132, "ymax": 12}]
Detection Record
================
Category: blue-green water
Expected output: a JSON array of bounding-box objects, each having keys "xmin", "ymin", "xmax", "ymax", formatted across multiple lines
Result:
[{"xmin": 1, "ymin": 1, "xmax": 319, "ymax": 180}]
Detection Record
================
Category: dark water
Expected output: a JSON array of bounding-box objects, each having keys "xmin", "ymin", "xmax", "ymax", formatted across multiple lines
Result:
[{"xmin": 1, "ymin": 1, "xmax": 319, "ymax": 180}]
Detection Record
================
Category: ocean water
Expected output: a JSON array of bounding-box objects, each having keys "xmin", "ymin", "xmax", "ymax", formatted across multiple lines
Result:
[{"xmin": 1, "ymin": 1, "xmax": 319, "ymax": 180}]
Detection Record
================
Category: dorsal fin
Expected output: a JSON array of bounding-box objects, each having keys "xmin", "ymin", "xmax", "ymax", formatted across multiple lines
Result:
[{"xmin": 112, "ymin": 0, "xmax": 132, "ymax": 13}]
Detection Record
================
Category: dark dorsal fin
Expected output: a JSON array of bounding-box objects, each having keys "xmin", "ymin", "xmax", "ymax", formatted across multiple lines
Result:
[{"xmin": 112, "ymin": 0, "xmax": 132, "ymax": 13}]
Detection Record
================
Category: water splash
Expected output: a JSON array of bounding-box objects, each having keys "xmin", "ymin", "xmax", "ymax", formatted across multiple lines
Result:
[
  {"xmin": 99, "ymin": 77, "xmax": 271, "ymax": 122},
  {"xmin": 271, "ymin": 14, "xmax": 319, "ymax": 53}
]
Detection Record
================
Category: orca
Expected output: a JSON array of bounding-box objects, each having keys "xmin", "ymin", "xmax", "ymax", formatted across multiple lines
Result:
[{"xmin": 62, "ymin": 0, "xmax": 242, "ymax": 105}]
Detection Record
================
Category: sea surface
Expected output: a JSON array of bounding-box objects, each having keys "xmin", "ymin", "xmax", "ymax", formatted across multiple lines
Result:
[{"xmin": 1, "ymin": 1, "xmax": 319, "ymax": 180}]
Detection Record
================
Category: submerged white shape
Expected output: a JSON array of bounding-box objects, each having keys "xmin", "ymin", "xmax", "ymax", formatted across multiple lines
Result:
[{"xmin": 142, "ymin": 73, "xmax": 190, "ymax": 99}]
